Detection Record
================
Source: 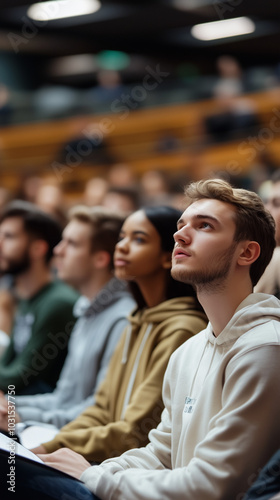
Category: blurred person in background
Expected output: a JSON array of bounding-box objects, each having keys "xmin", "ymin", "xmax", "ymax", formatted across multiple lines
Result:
[
  {"xmin": 102, "ymin": 186, "xmax": 141, "ymax": 214},
  {"xmin": 0, "ymin": 83, "xmax": 12, "ymax": 126},
  {"xmin": 0, "ymin": 200, "xmax": 78, "ymax": 395},
  {"xmin": 57, "ymin": 116, "xmax": 114, "ymax": 167},
  {"xmin": 34, "ymin": 179, "xmax": 68, "ymax": 228},
  {"xmin": 265, "ymin": 170, "xmax": 280, "ymax": 246},
  {"xmin": 255, "ymin": 170, "xmax": 280, "ymax": 297},
  {"xmin": 107, "ymin": 163, "xmax": 137, "ymax": 189},
  {"xmin": 140, "ymin": 169, "xmax": 171, "ymax": 206},
  {"xmin": 0, "ymin": 206, "xmax": 135, "ymax": 446},
  {"xmin": 16, "ymin": 175, "xmax": 43, "ymax": 204},
  {"xmin": 83, "ymin": 177, "xmax": 109, "ymax": 207},
  {"xmin": 203, "ymin": 55, "xmax": 258, "ymax": 143},
  {"xmin": 88, "ymin": 70, "xmax": 125, "ymax": 113}
]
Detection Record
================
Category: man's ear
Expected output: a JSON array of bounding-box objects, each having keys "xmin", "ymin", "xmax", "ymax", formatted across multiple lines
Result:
[
  {"xmin": 237, "ymin": 241, "xmax": 260, "ymax": 267},
  {"xmin": 93, "ymin": 251, "xmax": 111, "ymax": 270}
]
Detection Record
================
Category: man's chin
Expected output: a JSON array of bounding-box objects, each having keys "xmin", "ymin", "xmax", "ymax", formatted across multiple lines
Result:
[{"xmin": 171, "ymin": 267, "xmax": 189, "ymax": 284}]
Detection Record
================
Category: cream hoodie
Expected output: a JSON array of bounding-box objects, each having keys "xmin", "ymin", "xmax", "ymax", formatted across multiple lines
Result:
[{"xmin": 81, "ymin": 293, "xmax": 280, "ymax": 500}]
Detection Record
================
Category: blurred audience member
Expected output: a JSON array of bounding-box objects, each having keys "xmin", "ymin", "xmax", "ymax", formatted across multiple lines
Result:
[
  {"xmin": 254, "ymin": 247, "xmax": 280, "ymax": 298},
  {"xmin": 0, "ymin": 201, "xmax": 78, "ymax": 395},
  {"xmin": 35, "ymin": 180, "xmax": 67, "ymax": 228},
  {"xmin": 88, "ymin": 70, "xmax": 125, "ymax": 112},
  {"xmin": 17, "ymin": 175, "xmax": 43, "ymax": 204},
  {"xmin": 255, "ymin": 170, "xmax": 280, "ymax": 297},
  {"xmin": 216, "ymin": 55, "xmax": 244, "ymax": 93},
  {"xmin": 57, "ymin": 116, "xmax": 114, "ymax": 167},
  {"xmin": 140, "ymin": 169, "xmax": 171, "ymax": 206},
  {"xmin": 83, "ymin": 177, "xmax": 108, "ymax": 207},
  {"xmin": 107, "ymin": 163, "xmax": 137, "ymax": 188},
  {"xmin": 102, "ymin": 186, "xmax": 141, "ymax": 214},
  {"xmin": 0, "ymin": 83, "xmax": 12, "ymax": 126},
  {"xmin": 265, "ymin": 170, "xmax": 280, "ymax": 246},
  {"xmin": 204, "ymin": 55, "xmax": 258, "ymax": 142}
]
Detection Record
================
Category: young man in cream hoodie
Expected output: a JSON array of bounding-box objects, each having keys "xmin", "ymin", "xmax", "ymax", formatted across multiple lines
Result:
[{"xmin": 39, "ymin": 179, "xmax": 280, "ymax": 500}]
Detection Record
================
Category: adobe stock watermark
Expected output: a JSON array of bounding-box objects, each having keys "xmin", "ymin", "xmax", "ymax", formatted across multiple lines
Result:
[
  {"xmin": 52, "ymin": 64, "xmax": 170, "ymax": 181},
  {"xmin": 6, "ymin": 385, "xmax": 17, "ymax": 493},
  {"xmin": 213, "ymin": 0, "xmax": 244, "ymax": 20},
  {"xmin": 8, "ymin": 2, "xmax": 64, "ymax": 53}
]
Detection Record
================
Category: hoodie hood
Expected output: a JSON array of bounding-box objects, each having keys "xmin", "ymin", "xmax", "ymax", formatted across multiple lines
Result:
[
  {"xmin": 206, "ymin": 292, "xmax": 280, "ymax": 347},
  {"xmin": 120, "ymin": 296, "xmax": 206, "ymax": 366},
  {"xmin": 128, "ymin": 296, "xmax": 205, "ymax": 329}
]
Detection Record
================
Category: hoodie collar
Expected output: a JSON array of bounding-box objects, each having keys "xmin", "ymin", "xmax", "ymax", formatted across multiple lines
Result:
[{"xmin": 207, "ymin": 292, "xmax": 280, "ymax": 346}]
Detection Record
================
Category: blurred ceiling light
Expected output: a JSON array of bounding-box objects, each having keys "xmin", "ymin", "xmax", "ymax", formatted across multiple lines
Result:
[
  {"xmin": 173, "ymin": 0, "xmax": 212, "ymax": 9},
  {"xmin": 27, "ymin": 0, "xmax": 101, "ymax": 22},
  {"xmin": 191, "ymin": 17, "xmax": 255, "ymax": 41}
]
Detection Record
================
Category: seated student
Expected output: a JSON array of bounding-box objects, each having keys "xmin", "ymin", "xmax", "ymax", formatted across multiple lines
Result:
[
  {"xmin": 40, "ymin": 179, "xmax": 280, "ymax": 500},
  {"xmin": 0, "ymin": 200, "xmax": 78, "ymax": 395},
  {"xmin": 31, "ymin": 205, "xmax": 207, "ymax": 462},
  {"xmin": 0, "ymin": 206, "xmax": 135, "ymax": 442}
]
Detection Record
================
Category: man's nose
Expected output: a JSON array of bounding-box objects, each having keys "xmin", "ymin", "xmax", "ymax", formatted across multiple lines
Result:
[{"xmin": 173, "ymin": 226, "xmax": 191, "ymax": 244}]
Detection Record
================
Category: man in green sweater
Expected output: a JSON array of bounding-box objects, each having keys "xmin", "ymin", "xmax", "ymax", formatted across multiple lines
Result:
[{"xmin": 0, "ymin": 200, "xmax": 78, "ymax": 395}]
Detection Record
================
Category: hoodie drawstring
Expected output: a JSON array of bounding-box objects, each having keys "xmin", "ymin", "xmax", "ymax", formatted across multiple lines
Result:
[
  {"xmin": 120, "ymin": 323, "xmax": 153, "ymax": 420},
  {"xmin": 121, "ymin": 324, "xmax": 132, "ymax": 364},
  {"xmin": 188, "ymin": 340, "xmax": 208, "ymax": 397}
]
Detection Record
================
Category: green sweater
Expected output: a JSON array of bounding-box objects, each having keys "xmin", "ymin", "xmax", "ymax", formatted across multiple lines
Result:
[{"xmin": 0, "ymin": 281, "xmax": 78, "ymax": 394}]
